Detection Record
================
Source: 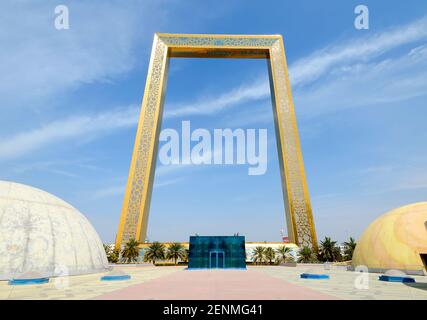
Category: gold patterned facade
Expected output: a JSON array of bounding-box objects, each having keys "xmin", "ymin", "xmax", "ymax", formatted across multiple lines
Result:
[{"xmin": 115, "ymin": 33, "xmax": 317, "ymax": 250}]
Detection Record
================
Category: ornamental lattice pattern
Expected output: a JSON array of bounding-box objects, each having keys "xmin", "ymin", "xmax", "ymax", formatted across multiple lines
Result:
[
  {"xmin": 121, "ymin": 38, "xmax": 167, "ymax": 242},
  {"xmin": 160, "ymin": 36, "xmax": 277, "ymax": 47},
  {"xmin": 270, "ymin": 40, "xmax": 316, "ymax": 248}
]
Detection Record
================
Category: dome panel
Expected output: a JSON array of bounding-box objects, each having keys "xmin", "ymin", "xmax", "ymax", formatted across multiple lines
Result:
[
  {"xmin": 352, "ymin": 202, "xmax": 427, "ymax": 274},
  {"xmin": 0, "ymin": 181, "xmax": 110, "ymax": 280}
]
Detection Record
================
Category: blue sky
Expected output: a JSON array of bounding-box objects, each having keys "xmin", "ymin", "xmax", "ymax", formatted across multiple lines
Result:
[{"xmin": 1, "ymin": 1, "xmax": 427, "ymax": 244}]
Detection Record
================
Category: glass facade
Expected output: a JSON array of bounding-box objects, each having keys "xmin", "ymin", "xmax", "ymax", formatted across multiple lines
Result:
[{"xmin": 188, "ymin": 236, "xmax": 246, "ymax": 269}]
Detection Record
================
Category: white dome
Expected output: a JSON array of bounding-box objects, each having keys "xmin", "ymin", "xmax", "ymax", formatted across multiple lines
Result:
[{"xmin": 0, "ymin": 181, "xmax": 110, "ymax": 280}]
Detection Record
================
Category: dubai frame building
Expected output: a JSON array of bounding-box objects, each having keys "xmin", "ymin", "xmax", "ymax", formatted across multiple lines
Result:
[{"xmin": 115, "ymin": 33, "xmax": 318, "ymax": 250}]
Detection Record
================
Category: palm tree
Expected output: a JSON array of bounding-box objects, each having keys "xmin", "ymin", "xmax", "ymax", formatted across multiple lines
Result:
[
  {"xmin": 275, "ymin": 245, "xmax": 293, "ymax": 263},
  {"xmin": 121, "ymin": 239, "xmax": 140, "ymax": 263},
  {"xmin": 182, "ymin": 249, "xmax": 189, "ymax": 263},
  {"xmin": 252, "ymin": 246, "xmax": 266, "ymax": 264},
  {"xmin": 318, "ymin": 237, "xmax": 341, "ymax": 262},
  {"xmin": 264, "ymin": 247, "xmax": 276, "ymax": 264},
  {"xmin": 104, "ymin": 244, "xmax": 120, "ymax": 263},
  {"xmin": 143, "ymin": 242, "xmax": 166, "ymax": 264},
  {"xmin": 166, "ymin": 242, "xmax": 186, "ymax": 265},
  {"xmin": 109, "ymin": 248, "xmax": 120, "ymax": 263},
  {"xmin": 342, "ymin": 237, "xmax": 357, "ymax": 261},
  {"xmin": 103, "ymin": 244, "xmax": 111, "ymax": 257},
  {"xmin": 298, "ymin": 246, "xmax": 316, "ymax": 263}
]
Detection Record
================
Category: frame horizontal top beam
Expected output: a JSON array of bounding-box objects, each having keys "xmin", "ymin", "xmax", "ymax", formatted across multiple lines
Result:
[
  {"xmin": 168, "ymin": 47, "xmax": 270, "ymax": 59},
  {"xmin": 157, "ymin": 33, "xmax": 280, "ymax": 59}
]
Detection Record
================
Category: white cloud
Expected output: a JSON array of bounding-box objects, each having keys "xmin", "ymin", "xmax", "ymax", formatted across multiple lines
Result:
[
  {"xmin": 222, "ymin": 103, "xmax": 273, "ymax": 127},
  {"xmin": 0, "ymin": 106, "xmax": 138, "ymax": 160},
  {"xmin": 10, "ymin": 158, "xmax": 102, "ymax": 178},
  {"xmin": 294, "ymin": 43, "xmax": 427, "ymax": 117},
  {"xmin": 154, "ymin": 178, "xmax": 182, "ymax": 189},
  {"xmin": 164, "ymin": 15, "xmax": 427, "ymax": 120},
  {"xmin": 164, "ymin": 78, "xmax": 270, "ymax": 118},
  {"xmin": 289, "ymin": 15, "xmax": 427, "ymax": 86},
  {"xmin": 0, "ymin": 1, "xmax": 163, "ymax": 108},
  {"xmin": 364, "ymin": 165, "xmax": 427, "ymax": 194},
  {"xmin": 93, "ymin": 185, "xmax": 125, "ymax": 199},
  {"xmin": 12, "ymin": 160, "xmax": 79, "ymax": 178},
  {"xmin": 93, "ymin": 178, "xmax": 181, "ymax": 199},
  {"xmin": 4, "ymin": 12, "xmax": 427, "ymax": 167}
]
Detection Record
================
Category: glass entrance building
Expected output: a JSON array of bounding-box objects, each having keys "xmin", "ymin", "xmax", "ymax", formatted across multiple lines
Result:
[{"xmin": 188, "ymin": 236, "xmax": 246, "ymax": 269}]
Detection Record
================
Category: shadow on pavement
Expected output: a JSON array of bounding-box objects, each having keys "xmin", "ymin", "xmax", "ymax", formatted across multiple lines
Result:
[{"xmin": 403, "ymin": 282, "xmax": 427, "ymax": 292}]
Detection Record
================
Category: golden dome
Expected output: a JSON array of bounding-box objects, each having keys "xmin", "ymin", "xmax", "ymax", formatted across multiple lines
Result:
[{"xmin": 352, "ymin": 202, "xmax": 427, "ymax": 274}]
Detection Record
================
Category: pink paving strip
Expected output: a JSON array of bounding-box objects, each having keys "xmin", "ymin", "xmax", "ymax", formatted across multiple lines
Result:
[{"xmin": 95, "ymin": 269, "xmax": 338, "ymax": 300}]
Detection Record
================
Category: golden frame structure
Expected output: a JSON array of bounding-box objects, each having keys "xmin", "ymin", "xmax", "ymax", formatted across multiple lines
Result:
[{"xmin": 115, "ymin": 33, "xmax": 317, "ymax": 249}]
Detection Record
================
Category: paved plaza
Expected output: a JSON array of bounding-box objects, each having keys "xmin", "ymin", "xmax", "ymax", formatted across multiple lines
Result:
[{"xmin": 1, "ymin": 265, "xmax": 427, "ymax": 300}]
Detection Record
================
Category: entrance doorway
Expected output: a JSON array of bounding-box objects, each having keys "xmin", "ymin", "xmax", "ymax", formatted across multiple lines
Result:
[
  {"xmin": 188, "ymin": 236, "xmax": 246, "ymax": 269},
  {"xmin": 209, "ymin": 250, "xmax": 225, "ymax": 269}
]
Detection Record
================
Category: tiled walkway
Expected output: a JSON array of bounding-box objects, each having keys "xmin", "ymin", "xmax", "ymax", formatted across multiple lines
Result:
[
  {"xmin": 95, "ymin": 268, "xmax": 336, "ymax": 300},
  {"xmin": 0, "ymin": 266, "xmax": 179, "ymax": 300},
  {"xmin": 255, "ymin": 265, "xmax": 427, "ymax": 300},
  {"xmin": 2, "ymin": 265, "xmax": 427, "ymax": 300}
]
